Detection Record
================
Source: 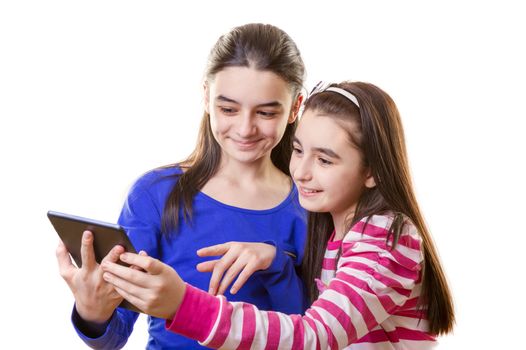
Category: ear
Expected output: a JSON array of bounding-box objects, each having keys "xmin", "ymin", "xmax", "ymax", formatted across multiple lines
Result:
[
  {"xmin": 364, "ymin": 168, "xmax": 377, "ymax": 189},
  {"xmin": 288, "ymin": 94, "xmax": 304, "ymax": 124},
  {"xmin": 203, "ymin": 81, "xmax": 210, "ymax": 114}
]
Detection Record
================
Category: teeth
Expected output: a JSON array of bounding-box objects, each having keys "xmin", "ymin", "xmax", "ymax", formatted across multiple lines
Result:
[{"xmin": 303, "ymin": 188, "xmax": 319, "ymax": 193}]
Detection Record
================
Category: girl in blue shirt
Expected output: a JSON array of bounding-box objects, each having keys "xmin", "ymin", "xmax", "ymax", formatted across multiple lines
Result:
[{"xmin": 56, "ymin": 23, "xmax": 308, "ymax": 349}]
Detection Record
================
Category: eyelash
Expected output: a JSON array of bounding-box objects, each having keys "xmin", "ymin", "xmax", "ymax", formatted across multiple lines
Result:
[
  {"xmin": 257, "ymin": 111, "xmax": 277, "ymax": 118},
  {"xmin": 318, "ymin": 157, "xmax": 333, "ymax": 165},
  {"xmin": 293, "ymin": 147, "xmax": 332, "ymax": 165},
  {"xmin": 218, "ymin": 107, "xmax": 277, "ymax": 118},
  {"xmin": 292, "ymin": 146, "xmax": 303, "ymax": 155},
  {"xmin": 219, "ymin": 107, "xmax": 237, "ymax": 115}
]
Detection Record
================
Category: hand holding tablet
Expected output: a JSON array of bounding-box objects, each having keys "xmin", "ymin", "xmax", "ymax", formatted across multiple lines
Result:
[{"xmin": 48, "ymin": 210, "xmax": 141, "ymax": 312}]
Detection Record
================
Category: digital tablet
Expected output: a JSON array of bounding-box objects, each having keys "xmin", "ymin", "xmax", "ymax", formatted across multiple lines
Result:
[{"xmin": 47, "ymin": 210, "xmax": 141, "ymax": 312}]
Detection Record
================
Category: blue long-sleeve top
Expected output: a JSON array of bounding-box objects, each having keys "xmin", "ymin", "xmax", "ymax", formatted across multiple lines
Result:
[{"xmin": 72, "ymin": 166, "xmax": 308, "ymax": 349}]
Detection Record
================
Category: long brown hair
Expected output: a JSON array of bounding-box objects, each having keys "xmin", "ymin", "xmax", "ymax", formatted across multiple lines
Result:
[
  {"xmin": 300, "ymin": 81, "xmax": 454, "ymax": 335},
  {"xmin": 161, "ymin": 23, "xmax": 305, "ymax": 233}
]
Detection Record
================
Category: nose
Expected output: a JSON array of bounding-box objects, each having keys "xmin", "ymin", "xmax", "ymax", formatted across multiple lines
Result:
[
  {"xmin": 237, "ymin": 112, "xmax": 257, "ymax": 138},
  {"xmin": 291, "ymin": 156, "xmax": 312, "ymax": 183}
]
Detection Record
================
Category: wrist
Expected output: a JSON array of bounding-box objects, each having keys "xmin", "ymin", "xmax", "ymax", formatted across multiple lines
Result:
[
  {"xmin": 168, "ymin": 281, "xmax": 187, "ymax": 320},
  {"xmin": 166, "ymin": 283, "xmax": 220, "ymax": 342},
  {"xmin": 75, "ymin": 301, "xmax": 113, "ymax": 324},
  {"xmin": 261, "ymin": 240, "xmax": 285, "ymax": 273},
  {"xmin": 73, "ymin": 303, "xmax": 112, "ymax": 338}
]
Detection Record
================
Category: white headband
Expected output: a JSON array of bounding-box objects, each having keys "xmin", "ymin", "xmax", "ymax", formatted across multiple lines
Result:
[{"xmin": 324, "ymin": 87, "xmax": 360, "ymax": 108}]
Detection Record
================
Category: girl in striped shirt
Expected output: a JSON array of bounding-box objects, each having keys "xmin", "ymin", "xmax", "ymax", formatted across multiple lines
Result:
[{"xmin": 102, "ymin": 81, "xmax": 455, "ymax": 349}]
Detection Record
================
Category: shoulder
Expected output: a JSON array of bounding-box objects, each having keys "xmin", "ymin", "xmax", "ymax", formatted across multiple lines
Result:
[
  {"xmin": 344, "ymin": 213, "xmax": 420, "ymax": 243},
  {"xmin": 126, "ymin": 165, "xmax": 183, "ymax": 200},
  {"xmin": 341, "ymin": 213, "xmax": 424, "ymax": 268},
  {"xmin": 133, "ymin": 165, "xmax": 182, "ymax": 187}
]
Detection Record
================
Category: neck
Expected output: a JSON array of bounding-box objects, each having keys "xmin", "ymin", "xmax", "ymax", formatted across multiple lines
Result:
[
  {"xmin": 216, "ymin": 154, "xmax": 280, "ymax": 183},
  {"xmin": 331, "ymin": 209, "xmax": 355, "ymax": 241}
]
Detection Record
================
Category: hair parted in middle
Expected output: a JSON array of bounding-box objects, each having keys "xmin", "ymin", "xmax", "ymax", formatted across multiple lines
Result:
[{"xmin": 161, "ymin": 23, "xmax": 306, "ymax": 234}]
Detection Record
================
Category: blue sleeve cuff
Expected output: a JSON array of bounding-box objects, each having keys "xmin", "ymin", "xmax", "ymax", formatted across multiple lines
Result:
[
  {"xmin": 71, "ymin": 304, "xmax": 117, "ymax": 346},
  {"xmin": 259, "ymin": 240, "xmax": 293, "ymax": 275}
]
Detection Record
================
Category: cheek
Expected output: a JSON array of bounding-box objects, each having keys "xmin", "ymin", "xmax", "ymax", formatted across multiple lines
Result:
[
  {"xmin": 262, "ymin": 118, "xmax": 288, "ymax": 139},
  {"xmin": 333, "ymin": 172, "xmax": 365, "ymax": 202},
  {"xmin": 289, "ymin": 156, "xmax": 298, "ymax": 178},
  {"xmin": 209, "ymin": 114, "xmax": 228, "ymax": 135}
]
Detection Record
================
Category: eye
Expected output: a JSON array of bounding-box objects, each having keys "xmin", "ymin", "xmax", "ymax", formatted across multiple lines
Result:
[
  {"xmin": 292, "ymin": 144, "xmax": 303, "ymax": 155},
  {"xmin": 318, "ymin": 157, "xmax": 333, "ymax": 166},
  {"xmin": 257, "ymin": 110, "xmax": 278, "ymax": 118},
  {"xmin": 219, "ymin": 106, "xmax": 237, "ymax": 115}
]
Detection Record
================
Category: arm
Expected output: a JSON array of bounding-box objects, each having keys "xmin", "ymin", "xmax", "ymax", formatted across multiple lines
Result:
[
  {"xmin": 197, "ymin": 209, "xmax": 308, "ymax": 314},
  {"xmin": 256, "ymin": 208, "xmax": 309, "ymax": 314},
  {"xmin": 197, "ymin": 240, "xmax": 308, "ymax": 313},
  {"xmin": 70, "ymin": 178, "xmax": 162, "ymax": 348},
  {"xmin": 102, "ymin": 215, "xmax": 424, "ymax": 349},
  {"xmin": 56, "ymin": 232, "xmax": 138, "ymax": 349},
  {"xmin": 254, "ymin": 240, "xmax": 309, "ymax": 313},
  {"xmin": 196, "ymin": 241, "xmax": 278, "ymax": 295}
]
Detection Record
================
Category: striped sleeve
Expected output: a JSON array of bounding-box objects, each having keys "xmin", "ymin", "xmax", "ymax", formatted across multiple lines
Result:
[{"xmin": 167, "ymin": 214, "xmax": 424, "ymax": 349}]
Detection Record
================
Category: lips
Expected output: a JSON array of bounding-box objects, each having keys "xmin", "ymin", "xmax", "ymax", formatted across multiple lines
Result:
[
  {"xmin": 231, "ymin": 138, "xmax": 261, "ymax": 149},
  {"xmin": 298, "ymin": 186, "xmax": 322, "ymax": 197}
]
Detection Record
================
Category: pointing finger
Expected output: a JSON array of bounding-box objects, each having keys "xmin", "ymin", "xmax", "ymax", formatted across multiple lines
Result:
[
  {"xmin": 119, "ymin": 253, "xmax": 164, "ymax": 275},
  {"xmin": 197, "ymin": 242, "xmax": 232, "ymax": 257},
  {"xmin": 101, "ymin": 244, "xmax": 125, "ymax": 264}
]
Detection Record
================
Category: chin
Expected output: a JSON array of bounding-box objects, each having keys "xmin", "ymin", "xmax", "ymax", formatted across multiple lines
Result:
[{"xmin": 298, "ymin": 199, "xmax": 324, "ymax": 213}]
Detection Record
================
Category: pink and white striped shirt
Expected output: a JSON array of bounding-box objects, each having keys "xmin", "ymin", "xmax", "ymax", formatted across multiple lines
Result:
[{"xmin": 167, "ymin": 214, "xmax": 437, "ymax": 349}]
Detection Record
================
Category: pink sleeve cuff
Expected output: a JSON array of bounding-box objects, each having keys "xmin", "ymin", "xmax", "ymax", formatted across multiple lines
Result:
[{"xmin": 165, "ymin": 283, "xmax": 221, "ymax": 342}]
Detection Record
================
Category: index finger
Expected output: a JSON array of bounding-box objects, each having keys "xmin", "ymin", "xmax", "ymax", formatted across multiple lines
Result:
[
  {"xmin": 80, "ymin": 231, "xmax": 96, "ymax": 270},
  {"xmin": 197, "ymin": 242, "xmax": 232, "ymax": 257},
  {"xmin": 101, "ymin": 244, "xmax": 125, "ymax": 264},
  {"xmin": 102, "ymin": 260, "xmax": 152, "ymax": 288},
  {"xmin": 118, "ymin": 252, "xmax": 163, "ymax": 275}
]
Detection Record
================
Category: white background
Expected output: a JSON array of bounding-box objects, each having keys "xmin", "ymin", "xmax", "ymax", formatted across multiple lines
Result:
[{"xmin": 1, "ymin": 1, "xmax": 524, "ymax": 349}]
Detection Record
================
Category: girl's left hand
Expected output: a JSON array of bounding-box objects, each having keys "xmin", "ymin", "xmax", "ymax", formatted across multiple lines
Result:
[
  {"xmin": 196, "ymin": 242, "xmax": 276, "ymax": 296},
  {"xmin": 101, "ymin": 252, "xmax": 186, "ymax": 320}
]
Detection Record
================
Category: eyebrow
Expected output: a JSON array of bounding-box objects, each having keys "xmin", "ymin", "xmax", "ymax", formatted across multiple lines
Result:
[
  {"xmin": 292, "ymin": 136, "xmax": 342, "ymax": 159},
  {"xmin": 216, "ymin": 95, "xmax": 283, "ymax": 108}
]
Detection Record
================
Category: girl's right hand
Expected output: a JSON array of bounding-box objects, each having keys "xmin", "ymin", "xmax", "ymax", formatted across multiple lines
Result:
[
  {"xmin": 56, "ymin": 231, "xmax": 124, "ymax": 324},
  {"xmin": 196, "ymin": 242, "xmax": 276, "ymax": 296}
]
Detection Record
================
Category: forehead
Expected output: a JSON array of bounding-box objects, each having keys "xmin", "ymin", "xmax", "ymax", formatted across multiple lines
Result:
[
  {"xmin": 210, "ymin": 66, "xmax": 293, "ymax": 105},
  {"xmin": 296, "ymin": 110, "xmax": 349, "ymax": 142}
]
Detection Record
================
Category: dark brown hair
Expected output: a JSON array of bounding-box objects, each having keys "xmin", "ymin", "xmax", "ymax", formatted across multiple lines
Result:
[
  {"xmin": 300, "ymin": 81, "xmax": 454, "ymax": 335},
  {"xmin": 161, "ymin": 23, "xmax": 305, "ymax": 233}
]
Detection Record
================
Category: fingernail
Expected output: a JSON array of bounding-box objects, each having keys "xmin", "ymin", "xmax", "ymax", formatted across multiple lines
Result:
[{"xmin": 120, "ymin": 253, "xmax": 128, "ymax": 261}]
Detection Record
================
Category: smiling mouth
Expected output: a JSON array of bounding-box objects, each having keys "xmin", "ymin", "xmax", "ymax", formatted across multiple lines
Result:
[
  {"xmin": 299, "ymin": 187, "xmax": 322, "ymax": 196},
  {"xmin": 231, "ymin": 139, "xmax": 261, "ymax": 148}
]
